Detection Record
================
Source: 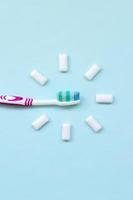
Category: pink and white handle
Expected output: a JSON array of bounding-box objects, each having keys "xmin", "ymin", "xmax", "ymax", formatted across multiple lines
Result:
[{"xmin": 0, "ymin": 95, "xmax": 33, "ymax": 106}]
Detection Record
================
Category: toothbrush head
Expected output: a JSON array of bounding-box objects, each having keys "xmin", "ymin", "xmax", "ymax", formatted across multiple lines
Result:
[{"xmin": 57, "ymin": 91, "xmax": 80, "ymax": 106}]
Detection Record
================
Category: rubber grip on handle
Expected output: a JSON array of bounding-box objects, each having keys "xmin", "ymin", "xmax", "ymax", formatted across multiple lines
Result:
[{"xmin": 0, "ymin": 95, "xmax": 33, "ymax": 106}]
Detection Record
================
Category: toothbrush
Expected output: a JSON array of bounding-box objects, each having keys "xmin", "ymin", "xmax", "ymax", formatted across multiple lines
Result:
[{"xmin": 0, "ymin": 91, "xmax": 80, "ymax": 107}]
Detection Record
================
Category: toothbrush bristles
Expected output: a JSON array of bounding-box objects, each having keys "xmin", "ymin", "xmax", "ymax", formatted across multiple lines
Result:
[{"xmin": 57, "ymin": 91, "xmax": 80, "ymax": 102}]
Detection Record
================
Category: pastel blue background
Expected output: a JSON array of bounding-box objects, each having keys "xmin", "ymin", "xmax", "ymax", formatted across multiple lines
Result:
[{"xmin": 0, "ymin": 0, "xmax": 132, "ymax": 199}]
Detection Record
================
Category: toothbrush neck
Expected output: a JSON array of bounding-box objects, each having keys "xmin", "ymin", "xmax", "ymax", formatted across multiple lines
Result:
[{"xmin": 32, "ymin": 99, "xmax": 57, "ymax": 106}]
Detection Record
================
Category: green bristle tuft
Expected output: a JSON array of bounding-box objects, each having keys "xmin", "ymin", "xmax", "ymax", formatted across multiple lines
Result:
[
  {"xmin": 58, "ymin": 91, "xmax": 63, "ymax": 102},
  {"xmin": 66, "ymin": 91, "xmax": 71, "ymax": 102}
]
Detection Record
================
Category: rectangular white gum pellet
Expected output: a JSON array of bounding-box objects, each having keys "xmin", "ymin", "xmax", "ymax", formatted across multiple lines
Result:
[
  {"xmin": 62, "ymin": 123, "xmax": 71, "ymax": 141},
  {"xmin": 32, "ymin": 114, "xmax": 49, "ymax": 130},
  {"xmin": 58, "ymin": 53, "xmax": 68, "ymax": 72},
  {"xmin": 30, "ymin": 69, "xmax": 48, "ymax": 86},
  {"xmin": 96, "ymin": 94, "xmax": 113, "ymax": 104},
  {"xmin": 86, "ymin": 116, "xmax": 102, "ymax": 132},
  {"xmin": 84, "ymin": 64, "xmax": 101, "ymax": 80}
]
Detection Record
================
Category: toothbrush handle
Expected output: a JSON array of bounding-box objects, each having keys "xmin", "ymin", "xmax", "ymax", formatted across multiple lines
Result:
[{"xmin": 0, "ymin": 95, "xmax": 33, "ymax": 106}]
